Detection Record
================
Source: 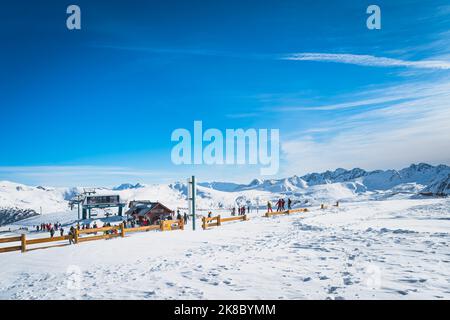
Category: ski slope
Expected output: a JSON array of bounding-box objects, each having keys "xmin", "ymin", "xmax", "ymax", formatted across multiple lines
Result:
[{"xmin": 0, "ymin": 198, "xmax": 449, "ymax": 300}]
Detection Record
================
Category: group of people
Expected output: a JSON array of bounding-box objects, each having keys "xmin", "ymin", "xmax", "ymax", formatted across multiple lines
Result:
[
  {"xmin": 122, "ymin": 211, "xmax": 189, "ymax": 228},
  {"xmin": 35, "ymin": 222, "xmax": 65, "ymax": 238},
  {"xmin": 231, "ymin": 206, "xmax": 251, "ymax": 216},
  {"xmin": 267, "ymin": 198, "xmax": 292, "ymax": 212},
  {"xmin": 176, "ymin": 210, "xmax": 189, "ymax": 224}
]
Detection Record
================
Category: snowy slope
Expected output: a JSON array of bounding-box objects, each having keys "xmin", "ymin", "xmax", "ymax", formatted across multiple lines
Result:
[
  {"xmin": 1, "ymin": 198, "xmax": 449, "ymax": 299},
  {"xmin": 0, "ymin": 181, "xmax": 70, "ymax": 213}
]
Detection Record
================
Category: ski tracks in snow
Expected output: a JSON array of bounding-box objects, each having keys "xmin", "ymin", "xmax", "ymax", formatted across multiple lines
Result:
[{"xmin": 1, "ymin": 199, "xmax": 449, "ymax": 299}]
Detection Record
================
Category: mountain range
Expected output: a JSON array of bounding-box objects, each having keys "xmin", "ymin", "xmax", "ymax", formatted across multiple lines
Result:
[{"xmin": 0, "ymin": 163, "xmax": 449, "ymax": 226}]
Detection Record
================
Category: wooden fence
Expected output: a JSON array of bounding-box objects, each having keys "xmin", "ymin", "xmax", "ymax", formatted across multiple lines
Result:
[
  {"xmin": 0, "ymin": 219, "xmax": 184, "ymax": 254},
  {"xmin": 202, "ymin": 215, "xmax": 248, "ymax": 230},
  {"xmin": 264, "ymin": 208, "xmax": 308, "ymax": 217},
  {"xmin": 320, "ymin": 202, "xmax": 339, "ymax": 209}
]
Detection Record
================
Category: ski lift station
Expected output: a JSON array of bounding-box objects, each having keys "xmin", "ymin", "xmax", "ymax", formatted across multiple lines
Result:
[{"xmin": 82, "ymin": 195, "xmax": 126, "ymax": 219}]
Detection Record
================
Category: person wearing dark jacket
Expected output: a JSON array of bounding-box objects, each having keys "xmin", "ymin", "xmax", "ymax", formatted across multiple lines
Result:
[
  {"xmin": 68, "ymin": 227, "xmax": 75, "ymax": 244},
  {"xmin": 276, "ymin": 199, "xmax": 282, "ymax": 212}
]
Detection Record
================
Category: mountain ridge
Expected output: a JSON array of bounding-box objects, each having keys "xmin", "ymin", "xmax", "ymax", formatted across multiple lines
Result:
[{"xmin": 0, "ymin": 163, "xmax": 449, "ymax": 226}]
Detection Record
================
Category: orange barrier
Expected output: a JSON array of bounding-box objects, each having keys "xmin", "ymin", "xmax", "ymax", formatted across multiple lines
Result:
[
  {"xmin": 202, "ymin": 215, "xmax": 248, "ymax": 230},
  {"xmin": 0, "ymin": 219, "xmax": 185, "ymax": 254},
  {"xmin": 264, "ymin": 208, "xmax": 308, "ymax": 217}
]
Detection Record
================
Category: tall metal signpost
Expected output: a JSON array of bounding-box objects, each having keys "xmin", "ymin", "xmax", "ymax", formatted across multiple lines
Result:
[{"xmin": 187, "ymin": 176, "xmax": 196, "ymax": 231}]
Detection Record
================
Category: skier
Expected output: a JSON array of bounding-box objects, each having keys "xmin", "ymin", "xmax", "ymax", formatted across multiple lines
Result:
[
  {"xmin": 50, "ymin": 227, "xmax": 55, "ymax": 238},
  {"xmin": 288, "ymin": 198, "xmax": 292, "ymax": 210},
  {"xmin": 267, "ymin": 201, "xmax": 273, "ymax": 213},
  {"xmin": 183, "ymin": 212, "xmax": 188, "ymax": 224},
  {"xmin": 60, "ymin": 228, "xmax": 64, "ymax": 237},
  {"xmin": 281, "ymin": 199, "xmax": 286, "ymax": 211},
  {"xmin": 208, "ymin": 211, "xmax": 212, "ymax": 218},
  {"xmin": 177, "ymin": 211, "xmax": 182, "ymax": 221},
  {"xmin": 247, "ymin": 205, "xmax": 250, "ymax": 213}
]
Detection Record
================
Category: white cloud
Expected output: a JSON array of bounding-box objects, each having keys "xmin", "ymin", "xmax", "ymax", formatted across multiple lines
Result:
[
  {"xmin": 282, "ymin": 53, "xmax": 450, "ymax": 70},
  {"xmin": 0, "ymin": 166, "xmax": 171, "ymax": 187},
  {"xmin": 280, "ymin": 79, "xmax": 450, "ymax": 175}
]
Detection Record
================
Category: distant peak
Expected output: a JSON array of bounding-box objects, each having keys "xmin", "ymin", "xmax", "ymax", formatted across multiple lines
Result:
[
  {"xmin": 249, "ymin": 178, "xmax": 263, "ymax": 186},
  {"xmin": 113, "ymin": 183, "xmax": 145, "ymax": 191}
]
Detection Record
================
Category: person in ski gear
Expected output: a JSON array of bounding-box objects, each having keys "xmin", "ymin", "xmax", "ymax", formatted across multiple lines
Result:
[
  {"xmin": 183, "ymin": 212, "xmax": 188, "ymax": 224},
  {"xmin": 267, "ymin": 201, "xmax": 273, "ymax": 213},
  {"xmin": 276, "ymin": 199, "xmax": 282, "ymax": 212},
  {"xmin": 50, "ymin": 227, "xmax": 55, "ymax": 238},
  {"xmin": 60, "ymin": 228, "xmax": 64, "ymax": 236},
  {"xmin": 288, "ymin": 198, "xmax": 292, "ymax": 210},
  {"xmin": 68, "ymin": 227, "xmax": 75, "ymax": 244}
]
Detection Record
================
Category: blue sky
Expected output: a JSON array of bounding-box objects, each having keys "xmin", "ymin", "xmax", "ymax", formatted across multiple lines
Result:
[{"xmin": 0, "ymin": 0, "xmax": 449, "ymax": 186}]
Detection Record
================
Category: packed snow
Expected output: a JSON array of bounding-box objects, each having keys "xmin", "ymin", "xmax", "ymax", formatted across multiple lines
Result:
[
  {"xmin": 0, "ymin": 163, "xmax": 449, "ymax": 299},
  {"xmin": 0, "ymin": 196, "xmax": 449, "ymax": 299}
]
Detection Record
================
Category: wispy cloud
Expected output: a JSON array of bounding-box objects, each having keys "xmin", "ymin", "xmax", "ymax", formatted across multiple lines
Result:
[
  {"xmin": 280, "ymin": 78, "xmax": 450, "ymax": 175},
  {"xmin": 275, "ymin": 80, "xmax": 450, "ymax": 112},
  {"xmin": 0, "ymin": 166, "xmax": 172, "ymax": 187},
  {"xmin": 281, "ymin": 53, "xmax": 450, "ymax": 70}
]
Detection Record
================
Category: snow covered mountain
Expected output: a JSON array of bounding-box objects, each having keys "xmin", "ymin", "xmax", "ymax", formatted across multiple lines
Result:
[
  {"xmin": 112, "ymin": 183, "xmax": 146, "ymax": 191},
  {"xmin": 421, "ymin": 173, "xmax": 450, "ymax": 196},
  {"xmin": 211, "ymin": 163, "xmax": 450, "ymax": 194},
  {"xmin": 0, "ymin": 163, "xmax": 449, "ymax": 225}
]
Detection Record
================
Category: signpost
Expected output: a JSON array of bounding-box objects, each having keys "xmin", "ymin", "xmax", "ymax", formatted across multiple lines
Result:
[{"xmin": 187, "ymin": 176, "xmax": 196, "ymax": 231}]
